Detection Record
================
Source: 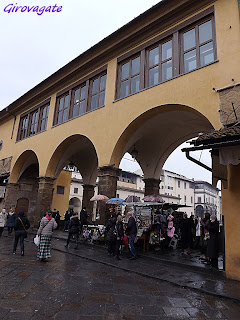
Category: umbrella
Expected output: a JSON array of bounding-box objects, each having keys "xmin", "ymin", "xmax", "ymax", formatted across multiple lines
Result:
[
  {"xmin": 90, "ymin": 194, "xmax": 109, "ymax": 202},
  {"xmin": 143, "ymin": 195, "xmax": 164, "ymax": 203},
  {"xmin": 124, "ymin": 195, "xmax": 141, "ymax": 203},
  {"xmin": 107, "ymin": 197, "xmax": 125, "ymax": 205}
]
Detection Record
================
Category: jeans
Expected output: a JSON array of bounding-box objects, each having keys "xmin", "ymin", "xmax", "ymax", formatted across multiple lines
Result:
[
  {"xmin": 13, "ymin": 231, "xmax": 25, "ymax": 253},
  {"xmin": 0, "ymin": 227, "xmax": 4, "ymax": 237},
  {"xmin": 128, "ymin": 234, "xmax": 137, "ymax": 258},
  {"xmin": 66, "ymin": 231, "xmax": 79, "ymax": 247}
]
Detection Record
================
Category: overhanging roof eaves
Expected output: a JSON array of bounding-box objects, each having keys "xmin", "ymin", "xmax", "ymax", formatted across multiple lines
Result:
[{"xmin": 182, "ymin": 139, "xmax": 240, "ymax": 152}]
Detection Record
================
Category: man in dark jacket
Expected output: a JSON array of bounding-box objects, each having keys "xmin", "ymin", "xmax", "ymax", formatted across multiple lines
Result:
[
  {"xmin": 180, "ymin": 213, "xmax": 192, "ymax": 255},
  {"xmin": 206, "ymin": 214, "xmax": 219, "ymax": 268},
  {"xmin": 13, "ymin": 211, "xmax": 30, "ymax": 256},
  {"xmin": 126, "ymin": 213, "xmax": 137, "ymax": 260},
  {"xmin": 65, "ymin": 213, "xmax": 80, "ymax": 249}
]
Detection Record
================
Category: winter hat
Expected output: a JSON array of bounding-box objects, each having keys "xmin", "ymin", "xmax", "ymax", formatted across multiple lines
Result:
[{"xmin": 18, "ymin": 210, "xmax": 24, "ymax": 216}]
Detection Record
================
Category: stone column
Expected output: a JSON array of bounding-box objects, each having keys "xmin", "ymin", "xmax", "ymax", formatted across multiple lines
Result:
[
  {"xmin": 143, "ymin": 178, "xmax": 160, "ymax": 196},
  {"xmin": 4, "ymin": 182, "xmax": 19, "ymax": 210},
  {"xmin": 82, "ymin": 184, "xmax": 95, "ymax": 219},
  {"xmin": 222, "ymin": 164, "xmax": 240, "ymax": 281},
  {"xmin": 98, "ymin": 166, "xmax": 119, "ymax": 224},
  {"xmin": 34, "ymin": 177, "xmax": 55, "ymax": 227}
]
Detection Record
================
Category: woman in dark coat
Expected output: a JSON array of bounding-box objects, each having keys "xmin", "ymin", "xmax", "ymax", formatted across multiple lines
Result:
[
  {"xmin": 180, "ymin": 213, "xmax": 192, "ymax": 255},
  {"xmin": 206, "ymin": 214, "xmax": 219, "ymax": 268},
  {"xmin": 7, "ymin": 208, "xmax": 16, "ymax": 235},
  {"xmin": 65, "ymin": 213, "xmax": 80, "ymax": 249},
  {"xmin": 115, "ymin": 214, "xmax": 124, "ymax": 260},
  {"xmin": 13, "ymin": 211, "xmax": 30, "ymax": 256},
  {"xmin": 106, "ymin": 214, "xmax": 117, "ymax": 256}
]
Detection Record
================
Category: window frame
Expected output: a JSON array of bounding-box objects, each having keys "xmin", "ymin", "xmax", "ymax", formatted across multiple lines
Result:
[
  {"xmin": 53, "ymin": 66, "xmax": 107, "ymax": 126},
  {"xmin": 180, "ymin": 15, "xmax": 217, "ymax": 74},
  {"xmin": 115, "ymin": 6, "xmax": 216, "ymax": 100},
  {"xmin": 17, "ymin": 100, "xmax": 50, "ymax": 142}
]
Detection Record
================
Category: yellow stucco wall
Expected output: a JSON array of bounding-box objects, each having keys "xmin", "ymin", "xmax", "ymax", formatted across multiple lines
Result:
[
  {"xmin": 0, "ymin": 0, "xmax": 238, "ymax": 181},
  {"xmin": 51, "ymin": 170, "xmax": 71, "ymax": 219},
  {"xmin": 222, "ymin": 165, "xmax": 240, "ymax": 281}
]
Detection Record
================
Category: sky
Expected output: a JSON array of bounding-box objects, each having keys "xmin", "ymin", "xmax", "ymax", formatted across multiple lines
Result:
[{"xmin": 0, "ymin": 0, "xmax": 213, "ymax": 184}]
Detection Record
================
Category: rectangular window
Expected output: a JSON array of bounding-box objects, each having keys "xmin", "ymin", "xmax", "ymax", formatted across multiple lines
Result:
[
  {"xmin": 181, "ymin": 19, "xmax": 215, "ymax": 73},
  {"xmin": 57, "ymin": 186, "xmax": 65, "ymax": 195},
  {"xmin": 119, "ymin": 55, "xmax": 141, "ymax": 99},
  {"xmin": 90, "ymin": 73, "xmax": 107, "ymax": 111},
  {"xmin": 184, "ymin": 182, "xmax": 186, "ymax": 189},
  {"xmin": 198, "ymin": 197, "xmax": 201, "ymax": 203},
  {"xmin": 18, "ymin": 115, "xmax": 29, "ymax": 140},
  {"xmin": 39, "ymin": 104, "xmax": 49, "ymax": 132},
  {"xmin": 17, "ymin": 101, "xmax": 50, "ymax": 141},
  {"xmin": 147, "ymin": 39, "xmax": 173, "ymax": 87},
  {"xmin": 191, "ymin": 196, "xmax": 193, "ymax": 204},
  {"xmin": 74, "ymin": 188, "xmax": 78, "ymax": 194},
  {"xmin": 184, "ymin": 195, "xmax": 187, "ymax": 203},
  {"xmin": 29, "ymin": 110, "xmax": 39, "ymax": 136},
  {"xmin": 72, "ymin": 85, "xmax": 86, "ymax": 118},
  {"xmin": 178, "ymin": 181, "xmax": 180, "ymax": 188},
  {"xmin": 56, "ymin": 93, "xmax": 70, "ymax": 125}
]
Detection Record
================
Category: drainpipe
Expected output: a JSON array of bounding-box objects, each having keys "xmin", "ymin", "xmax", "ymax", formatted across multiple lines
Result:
[
  {"xmin": 5, "ymin": 107, "xmax": 16, "ymax": 140},
  {"xmin": 185, "ymin": 150, "xmax": 212, "ymax": 172}
]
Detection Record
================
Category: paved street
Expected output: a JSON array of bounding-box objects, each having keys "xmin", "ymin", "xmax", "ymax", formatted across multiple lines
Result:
[{"xmin": 0, "ymin": 233, "xmax": 240, "ymax": 320}]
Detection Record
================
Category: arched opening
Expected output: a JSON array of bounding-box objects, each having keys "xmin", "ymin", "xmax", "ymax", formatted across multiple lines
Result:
[
  {"xmin": 111, "ymin": 104, "xmax": 214, "ymax": 180},
  {"xmin": 69, "ymin": 197, "xmax": 81, "ymax": 214},
  {"xmin": 46, "ymin": 134, "xmax": 98, "ymax": 220},
  {"xmin": 5, "ymin": 150, "xmax": 39, "ymax": 224}
]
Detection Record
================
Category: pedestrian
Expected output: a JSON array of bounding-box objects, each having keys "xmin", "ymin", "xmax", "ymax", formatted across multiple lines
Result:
[
  {"xmin": 106, "ymin": 213, "xmax": 117, "ymax": 257},
  {"xmin": 7, "ymin": 208, "xmax": 16, "ymax": 235},
  {"xmin": 201, "ymin": 212, "xmax": 210, "ymax": 256},
  {"xmin": 194, "ymin": 216, "xmax": 201, "ymax": 249},
  {"xmin": 63, "ymin": 210, "xmax": 72, "ymax": 231},
  {"xmin": 13, "ymin": 210, "xmax": 30, "ymax": 256},
  {"xmin": 55, "ymin": 211, "xmax": 61, "ymax": 229},
  {"xmin": 206, "ymin": 214, "xmax": 219, "ymax": 268},
  {"xmin": 80, "ymin": 207, "xmax": 88, "ymax": 228},
  {"xmin": 37, "ymin": 210, "xmax": 57, "ymax": 262},
  {"xmin": 180, "ymin": 213, "xmax": 192, "ymax": 255},
  {"xmin": 0, "ymin": 208, "xmax": 7, "ymax": 237},
  {"xmin": 65, "ymin": 212, "xmax": 80, "ymax": 249},
  {"xmin": 115, "ymin": 214, "xmax": 124, "ymax": 260},
  {"xmin": 126, "ymin": 212, "xmax": 137, "ymax": 260}
]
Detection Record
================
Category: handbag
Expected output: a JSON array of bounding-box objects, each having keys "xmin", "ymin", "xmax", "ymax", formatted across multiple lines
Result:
[
  {"xmin": 33, "ymin": 235, "xmax": 40, "ymax": 246},
  {"xmin": 18, "ymin": 218, "xmax": 28, "ymax": 238}
]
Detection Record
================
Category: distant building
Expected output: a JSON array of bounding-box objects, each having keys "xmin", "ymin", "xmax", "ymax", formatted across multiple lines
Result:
[{"xmin": 67, "ymin": 167, "xmax": 221, "ymax": 219}]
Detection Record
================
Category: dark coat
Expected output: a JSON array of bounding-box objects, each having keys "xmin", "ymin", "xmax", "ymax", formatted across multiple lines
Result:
[
  {"xmin": 126, "ymin": 216, "xmax": 137, "ymax": 235},
  {"xmin": 206, "ymin": 220, "xmax": 219, "ymax": 259},
  {"xmin": 7, "ymin": 213, "xmax": 16, "ymax": 227},
  {"xmin": 180, "ymin": 217, "xmax": 192, "ymax": 247},
  {"xmin": 14, "ymin": 216, "xmax": 30, "ymax": 232},
  {"xmin": 80, "ymin": 210, "xmax": 88, "ymax": 225},
  {"xmin": 106, "ymin": 217, "xmax": 117, "ymax": 242},
  {"xmin": 115, "ymin": 221, "xmax": 124, "ymax": 238},
  {"xmin": 68, "ymin": 216, "xmax": 80, "ymax": 234}
]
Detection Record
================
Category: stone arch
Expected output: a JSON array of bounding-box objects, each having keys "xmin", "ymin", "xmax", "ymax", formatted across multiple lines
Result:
[
  {"xmin": 6, "ymin": 150, "xmax": 39, "ymax": 224},
  {"xmin": 69, "ymin": 197, "xmax": 81, "ymax": 214},
  {"xmin": 9, "ymin": 150, "xmax": 39, "ymax": 184},
  {"xmin": 46, "ymin": 134, "xmax": 98, "ymax": 186},
  {"xmin": 110, "ymin": 104, "xmax": 215, "ymax": 180}
]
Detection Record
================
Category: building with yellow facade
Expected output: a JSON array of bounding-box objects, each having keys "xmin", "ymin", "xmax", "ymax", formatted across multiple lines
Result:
[{"xmin": 0, "ymin": 0, "xmax": 240, "ymax": 280}]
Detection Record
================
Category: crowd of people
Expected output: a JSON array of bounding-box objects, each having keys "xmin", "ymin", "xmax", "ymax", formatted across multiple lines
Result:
[{"xmin": 0, "ymin": 206, "xmax": 220, "ymax": 268}]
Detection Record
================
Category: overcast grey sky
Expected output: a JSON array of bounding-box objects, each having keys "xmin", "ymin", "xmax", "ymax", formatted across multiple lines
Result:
[{"xmin": 0, "ymin": 0, "xmax": 212, "ymax": 183}]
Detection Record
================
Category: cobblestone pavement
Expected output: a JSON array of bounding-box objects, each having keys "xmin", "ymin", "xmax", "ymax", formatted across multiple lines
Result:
[{"xmin": 0, "ymin": 234, "xmax": 240, "ymax": 320}]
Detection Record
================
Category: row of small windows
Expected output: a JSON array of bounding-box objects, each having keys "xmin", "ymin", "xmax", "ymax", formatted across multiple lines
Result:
[
  {"xmin": 117, "ymin": 17, "xmax": 216, "ymax": 99},
  {"xmin": 54, "ymin": 73, "xmax": 107, "ymax": 126},
  {"xmin": 17, "ymin": 103, "xmax": 49, "ymax": 141},
  {"xmin": 17, "ymin": 13, "xmax": 215, "ymax": 141}
]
